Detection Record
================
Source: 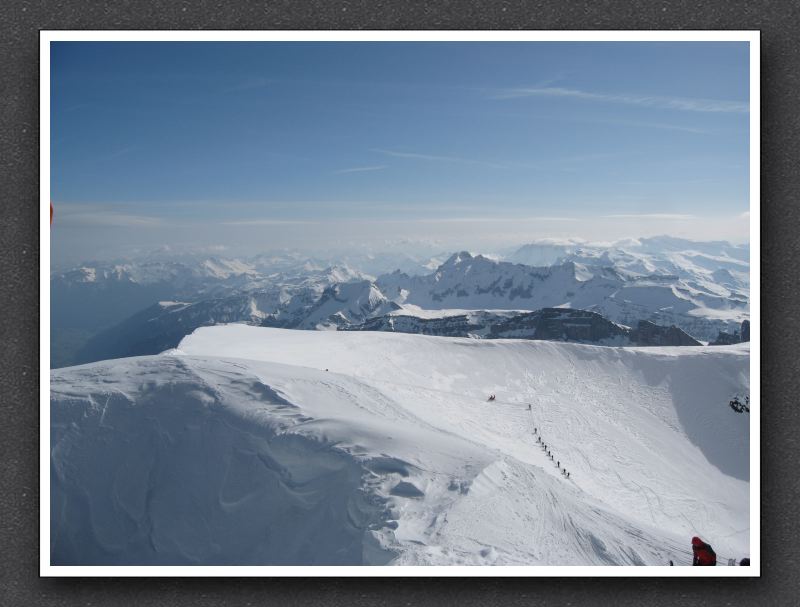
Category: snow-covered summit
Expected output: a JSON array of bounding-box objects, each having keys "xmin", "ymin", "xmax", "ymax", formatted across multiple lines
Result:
[
  {"xmin": 51, "ymin": 326, "xmax": 750, "ymax": 566},
  {"xmin": 377, "ymin": 244, "xmax": 747, "ymax": 341}
]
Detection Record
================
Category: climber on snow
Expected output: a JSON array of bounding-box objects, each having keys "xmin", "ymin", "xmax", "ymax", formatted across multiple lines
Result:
[
  {"xmin": 488, "ymin": 394, "xmax": 496, "ymax": 402},
  {"xmin": 691, "ymin": 536, "xmax": 717, "ymax": 566}
]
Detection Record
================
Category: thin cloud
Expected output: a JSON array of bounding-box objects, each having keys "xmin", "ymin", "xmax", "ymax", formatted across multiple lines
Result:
[
  {"xmin": 597, "ymin": 119, "xmax": 708, "ymax": 134},
  {"xmin": 373, "ymin": 149, "xmax": 508, "ymax": 169},
  {"xmin": 345, "ymin": 202, "xmax": 508, "ymax": 213},
  {"xmin": 224, "ymin": 215, "xmax": 578, "ymax": 226},
  {"xmin": 437, "ymin": 216, "xmax": 578, "ymax": 224},
  {"xmin": 57, "ymin": 212, "xmax": 165, "ymax": 228},
  {"xmin": 358, "ymin": 216, "xmax": 578, "ymax": 225},
  {"xmin": 604, "ymin": 213, "xmax": 696, "ymax": 220},
  {"xmin": 619, "ymin": 178, "xmax": 716, "ymax": 186},
  {"xmin": 493, "ymin": 86, "xmax": 748, "ymax": 114},
  {"xmin": 221, "ymin": 219, "xmax": 317, "ymax": 226},
  {"xmin": 52, "ymin": 202, "xmax": 166, "ymax": 228},
  {"xmin": 332, "ymin": 165, "xmax": 387, "ymax": 175}
]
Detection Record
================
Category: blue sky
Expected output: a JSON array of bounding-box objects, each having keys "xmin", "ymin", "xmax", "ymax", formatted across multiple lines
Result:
[{"xmin": 51, "ymin": 41, "xmax": 750, "ymax": 262}]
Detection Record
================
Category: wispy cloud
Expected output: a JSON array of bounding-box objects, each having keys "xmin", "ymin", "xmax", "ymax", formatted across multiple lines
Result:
[
  {"xmin": 597, "ymin": 119, "xmax": 708, "ymax": 134},
  {"xmin": 619, "ymin": 178, "xmax": 716, "ymax": 186},
  {"xmin": 52, "ymin": 202, "xmax": 167, "ymax": 228},
  {"xmin": 332, "ymin": 165, "xmax": 387, "ymax": 175},
  {"xmin": 739, "ymin": 211, "xmax": 750, "ymax": 220},
  {"xmin": 221, "ymin": 219, "xmax": 317, "ymax": 226},
  {"xmin": 223, "ymin": 214, "xmax": 578, "ymax": 226},
  {"xmin": 493, "ymin": 87, "xmax": 748, "ymax": 114},
  {"xmin": 431, "ymin": 216, "xmax": 577, "ymax": 223},
  {"xmin": 604, "ymin": 213, "xmax": 696, "ymax": 220},
  {"xmin": 56, "ymin": 211, "xmax": 165, "ymax": 228},
  {"xmin": 373, "ymin": 149, "xmax": 508, "ymax": 169},
  {"xmin": 362, "ymin": 216, "xmax": 578, "ymax": 224}
]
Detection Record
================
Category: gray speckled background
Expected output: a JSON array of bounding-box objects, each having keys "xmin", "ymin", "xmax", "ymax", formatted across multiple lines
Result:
[{"xmin": 1, "ymin": 1, "xmax": 797, "ymax": 605}]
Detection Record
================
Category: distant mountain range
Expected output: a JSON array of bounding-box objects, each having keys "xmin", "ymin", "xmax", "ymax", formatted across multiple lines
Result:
[
  {"xmin": 53, "ymin": 237, "xmax": 750, "ymax": 367},
  {"xmin": 50, "ymin": 255, "xmax": 372, "ymax": 367}
]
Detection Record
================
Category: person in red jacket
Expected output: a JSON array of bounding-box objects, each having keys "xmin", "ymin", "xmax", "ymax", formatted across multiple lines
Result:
[{"xmin": 691, "ymin": 536, "xmax": 717, "ymax": 566}]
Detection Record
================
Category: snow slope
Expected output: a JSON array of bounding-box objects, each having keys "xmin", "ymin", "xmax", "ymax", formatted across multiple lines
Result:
[{"xmin": 50, "ymin": 326, "xmax": 750, "ymax": 566}]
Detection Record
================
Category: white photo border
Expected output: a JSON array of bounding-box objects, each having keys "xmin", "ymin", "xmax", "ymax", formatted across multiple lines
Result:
[{"xmin": 40, "ymin": 29, "xmax": 760, "ymax": 577}]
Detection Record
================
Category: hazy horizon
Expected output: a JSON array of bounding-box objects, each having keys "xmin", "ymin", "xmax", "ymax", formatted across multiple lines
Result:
[{"xmin": 51, "ymin": 41, "xmax": 751, "ymax": 266}]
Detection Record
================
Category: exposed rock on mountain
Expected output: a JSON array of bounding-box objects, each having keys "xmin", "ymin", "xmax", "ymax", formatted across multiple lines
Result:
[
  {"xmin": 348, "ymin": 308, "xmax": 700, "ymax": 347},
  {"xmin": 630, "ymin": 320, "xmax": 702, "ymax": 347},
  {"xmin": 55, "ymin": 238, "xmax": 748, "ymax": 366},
  {"xmin": 711, "ymin": 319, "xmax": 751, "ymax": 346}
]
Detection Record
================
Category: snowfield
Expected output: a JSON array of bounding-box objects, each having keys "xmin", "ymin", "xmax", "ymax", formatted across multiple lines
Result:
[{"xmin": 50, "ymin": 326, "xmax": 750, "ymax": 566}]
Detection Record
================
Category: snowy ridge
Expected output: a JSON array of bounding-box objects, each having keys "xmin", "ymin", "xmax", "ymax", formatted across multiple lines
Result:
[
  {"xmin": 51, "ymin": 326, "xmax": 749, "ymax": 566},
  {"xmin": 296, "ymin": 280, "xmax": 401, "ymax": 329},
  {"xmin": 377, "ymin": 249, "xmax": 747, "ymax": 340}
]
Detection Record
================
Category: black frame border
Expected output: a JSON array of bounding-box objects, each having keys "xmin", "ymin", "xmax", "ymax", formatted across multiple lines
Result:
[{"xmin": 3, "ymin": 1, "xmax": 798, "ymax": 605}]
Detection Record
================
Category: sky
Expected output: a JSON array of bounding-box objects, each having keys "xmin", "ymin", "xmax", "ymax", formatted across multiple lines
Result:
[{"xmin": 50, "ymin": 41, "xmax": 751, "ymax": 264}]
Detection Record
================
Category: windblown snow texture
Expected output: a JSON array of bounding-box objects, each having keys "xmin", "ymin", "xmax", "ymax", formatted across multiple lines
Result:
[{"xmin": 51, "ymin": 326, "xmax": 749, "ymax": 566}]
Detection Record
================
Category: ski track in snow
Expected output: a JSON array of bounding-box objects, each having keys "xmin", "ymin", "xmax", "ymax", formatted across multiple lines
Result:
[{"xmin": 50, "ymin": 326, "xmax": 750, "ymax": 566}]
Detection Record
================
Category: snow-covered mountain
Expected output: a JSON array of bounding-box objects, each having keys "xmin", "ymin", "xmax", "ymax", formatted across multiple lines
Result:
[
  {"xmin": 53, "ymin": 237, "xmax": 750, "ymax": 367},
  {"xmin": 71, "ymin": 280, "xmax": 711, "ymax": 366},
  {"xmin": 71, "ymin": 278, "xmax": 402, "ymax": 364},
  {"xmin": 52, "ymin": 256, "xmax": 261, "ymax": 292},
  {"xmin": 70, "ymin": 298, "xmax": 269, "ymax": 365},
  {"xmin": 51, "ymin": 326, "xmax": 750, "ymax": 566},
  {"xmin": 378, "ymin": 249, "xmax": 747, "ymax": 341},
  {"xmin": 509, "ymin": 236, "xmax": 749, "ymax": 293},
  {"xmin": 52, "ymin": 255, "xmax": 370, "ymax": 366},
  {"xmin": 51, "ymin": 255, "xmax": 370, "ymax": 308},
  {"xmin": 51, "ymin": 256, "xmax": 266, "ymax": 367},
  {"xmin": 296, "ymin": 281, "xmax": 401, "ymax": 329}
]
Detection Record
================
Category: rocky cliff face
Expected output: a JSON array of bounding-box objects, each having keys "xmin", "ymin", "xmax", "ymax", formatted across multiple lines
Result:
[
  {"xmin": 347, "ymin": 308, "xmax": 700, "ymax": 347},
  {"xmin": 487, "ymin": 308, "xmax": 630, "ymax": 343},
  {"xmin": 711, "ymin": 319, "xmax": 751, "ymax": 346},
  {"xmin": 630, "ymin": 321, "xmax": 702, "ymax": 347},
  {"xmin": 354, "ymin": 313, "xmax": 476, "ymax": 338}
]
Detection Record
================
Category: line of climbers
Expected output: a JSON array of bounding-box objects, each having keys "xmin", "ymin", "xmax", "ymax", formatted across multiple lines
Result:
[
  {"xmin": 533, "ymin": 428, "xmax": 571, "ymax": 479},
  {"xmin": 489, "ymin": 395, "xmax": 751, "ymax": 567},
  {"xmin": 520, "ymin": 401, "xmax": 571, "ymax": 480},
  {"xmin": 485, "ymin": 395, "xmax": 573, "ymax": 480}
]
